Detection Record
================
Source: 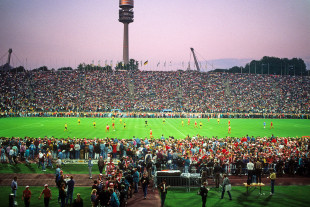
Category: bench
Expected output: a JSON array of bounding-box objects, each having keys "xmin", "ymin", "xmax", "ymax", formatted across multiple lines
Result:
[{"xmin": 243, "ymin": 183, "xmax": 265, "ymax": 195}]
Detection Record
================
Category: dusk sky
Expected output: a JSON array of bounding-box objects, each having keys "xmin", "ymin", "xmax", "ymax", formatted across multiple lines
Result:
[{"xmin": 0, "ymin": 0, "xmax": 309, "ymax": 70}]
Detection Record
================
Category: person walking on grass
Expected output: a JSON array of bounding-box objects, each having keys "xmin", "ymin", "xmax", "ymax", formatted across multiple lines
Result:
[
  {"xmin": 66, "ymin": 176, "xmax": 75, "ymax": 206},
  {"xmin": 11, "ymin": 177, "xmax": 18, "ymax": 200},
  {"xmin": 22, "ymin": 186, "xmax": 31, "ymax": 207},
  {"xmin": 268, "ymin": 169, "xmax": 277, "ymax": 195},
  {"xmin": 158, "ymin": 179, "xmax": 169, "ymax": 207},
  {"xmin": 221, "ymin": 174, "xmax": 232, "ymax": 200},
  {"xmin": 39, "ymin": 184, "xmax": 52, "ymax": 207},
  {"xmin": 198, "ymin": 181, "xmax": 209, "ymax": 207},
  {"xmin": 59, "ymin": 183, "xmax": 67, "ymax": 207}
]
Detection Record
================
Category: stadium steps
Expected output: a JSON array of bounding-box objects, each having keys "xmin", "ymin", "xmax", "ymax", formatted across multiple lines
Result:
[{"xmin": 223, "ymin": 79, "xmax": 231, "ymax": 96}]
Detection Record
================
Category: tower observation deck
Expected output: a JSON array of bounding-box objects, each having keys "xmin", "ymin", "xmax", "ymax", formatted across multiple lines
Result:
[{"xmin": 119, "ymin": 0, "xmax": 134, "ymax": 65}]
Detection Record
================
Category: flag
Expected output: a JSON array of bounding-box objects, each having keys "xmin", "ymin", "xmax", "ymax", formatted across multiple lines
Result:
[
  {"xmin": 98, "ymin": 60, "xmax": 100, "ymax": 66},
  {"xmin": 91, "ymin": 60, "xmax": 94, "ymax": 67},
  {"xmin": 164, "ymin": 61, "xmax": 166, "ymax": 67},
  {"xmin": 157, "ymin": 62, "xmax": 160, "ymax": 67},
  {"xmin": 105, "ymin": 60, "xmax": 107, "ymax": 66},
  {"xmin": 144, "ymin": 60, "xmax": 148, "ymax": 66},
  {"xmin": 182, "ymin": 62, "xmax": 184, "ymax": 67}
]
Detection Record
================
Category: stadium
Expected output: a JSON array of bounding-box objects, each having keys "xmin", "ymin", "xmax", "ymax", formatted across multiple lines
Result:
[{"xmin": 1, "ymin": 1, "xmax": 310, "ymax": 207}]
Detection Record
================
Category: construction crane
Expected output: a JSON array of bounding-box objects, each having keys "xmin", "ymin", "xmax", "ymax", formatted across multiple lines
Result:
[{"xmin": 190, "ymin": 48, "xmax": 200, "ymax": 72}]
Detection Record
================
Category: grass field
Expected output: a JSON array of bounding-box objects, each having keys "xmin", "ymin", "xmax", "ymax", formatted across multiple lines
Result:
[
  {"xmin": 0, "ymin": 117, "xmax": 309, "ymax": 139},
  {"xmin": 0, "ymin": 117, "xmax": 310, "ymax": 206},
  {"xmin": 0, "ymin": 185, "xmax": 309, "ymax": 207},
  {"xmin": 0, "ymin": 163, "xmax": 99, "ymax": 174}
]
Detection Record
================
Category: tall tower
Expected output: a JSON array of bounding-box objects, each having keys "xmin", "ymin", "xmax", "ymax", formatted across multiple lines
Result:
[
  {"xmin": 7, "ymin": 48, "xmax": 13, "ymax": 65},
  {"xmin": 119, "ymin": 0, "xmax": 134, "ymax": 65}
]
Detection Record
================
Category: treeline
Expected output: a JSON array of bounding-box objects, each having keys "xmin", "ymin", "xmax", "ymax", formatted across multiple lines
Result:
[{"xmin": 213, "ymin": 56, "xmax": 308, "ymax": 76}]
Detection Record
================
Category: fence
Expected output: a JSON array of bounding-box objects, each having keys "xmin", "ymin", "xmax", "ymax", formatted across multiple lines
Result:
[{"xmin": 155, "ymin": 171, "xmax": 202, "ymax": 192}]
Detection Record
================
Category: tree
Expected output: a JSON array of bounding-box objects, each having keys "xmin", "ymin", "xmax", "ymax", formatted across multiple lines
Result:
[
  {"xmin": 218, "ymin": 56, "xmax": 308, "ymax": 76},
  {"xmin": 32, "ymin": 66, "xmax": 48, "ymax": 72},
  {"xmin": 11, "ymin": 66, "xmax": 25, "ymax": 73},
  {"xmin": 115, "ymin": 59, "xmax": 139, "ymax": 71}
]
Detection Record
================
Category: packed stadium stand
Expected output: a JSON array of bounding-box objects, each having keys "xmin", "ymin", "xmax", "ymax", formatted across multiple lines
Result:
[{"xmin": 0, "ymin": 70, "xmax": 309, "ymax": 114}]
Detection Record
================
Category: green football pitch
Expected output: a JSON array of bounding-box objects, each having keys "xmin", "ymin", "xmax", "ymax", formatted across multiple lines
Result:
[{"xmin": 0, "ymin": 117, "xmax": 309, "ymax": 139}]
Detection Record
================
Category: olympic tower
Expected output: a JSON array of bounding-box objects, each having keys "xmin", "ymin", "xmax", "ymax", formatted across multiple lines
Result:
[{"xmin": 119, "ymin": 0, "xmax": 134, "ymax": 65}]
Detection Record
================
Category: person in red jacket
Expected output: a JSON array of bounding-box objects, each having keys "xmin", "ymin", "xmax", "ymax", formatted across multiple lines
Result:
[{"xmin": 22, "ymin": 186, "xmax": 32, "ymax": 207}]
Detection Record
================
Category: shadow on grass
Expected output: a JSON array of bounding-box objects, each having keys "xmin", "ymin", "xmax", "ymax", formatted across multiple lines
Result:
[
  {"xmin": 10, "ymin": 164, "xmax": 21, "ymax": 173},
  {"xmin": 261, "ymin": 195, "xmax": 272, "ymax": 205},
  {"xmin": 25, "ymin": 164, "xmax": 36, "ymax": 173}
]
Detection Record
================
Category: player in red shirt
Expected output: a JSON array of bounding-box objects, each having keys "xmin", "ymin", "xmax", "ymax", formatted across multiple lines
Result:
[
  {"xmin": 228, "ymin": 125, "xmax": 231, "ymax": 134},
  {"xmin": 112, "ymin": 122, "xmax": 115, "ymax": 131},
  {"xmin": 194, "ymin": 121, "xmax": 198, "ymax": 128},
  {"xmin": 150, "ymin": 129, "xmax": 153, "ymax": 138},
  {"xmin": 270, "ymin": 121, "xmax": 274, "ymax": 129},
  {"xmin": 188, "ymin": 118, "xmax": 190, "ymax": 125},
  {"xmin": 228, "ymin": 120, "xmax": 231, "ymax": 126},
  {"xmin": 106, "ymin": 124, "xmax": 110, "ymax": 132}
]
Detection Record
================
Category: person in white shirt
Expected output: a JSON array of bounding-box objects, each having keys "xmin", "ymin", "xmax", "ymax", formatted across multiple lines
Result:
[
  {"xmin": 9, "ymin": 149, "xmax": 14, "ymax": 164},
  {"xmin": 74, "ymin": 143, "xmax": 80, "ymax": 159},
  {"xmin": 38, "ymin": 151, "xmax": 44, "ymax": 169},
  {"xmin": 247, "ymin": 160, "xmax": 255, "ymax": 183}
]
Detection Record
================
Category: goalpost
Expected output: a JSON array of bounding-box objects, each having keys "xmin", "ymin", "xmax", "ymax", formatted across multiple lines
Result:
[
  {"xmin": 162, "ymin": 109, "xmax": 173, "ymax": 118},
  {"xmin": 110, "ymin": 109, "xmax": 121, "ymax": 117}
]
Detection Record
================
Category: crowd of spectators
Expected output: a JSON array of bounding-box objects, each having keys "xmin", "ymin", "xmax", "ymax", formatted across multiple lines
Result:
[
  {"xmin": 1, "ymin": 134, "xmax": 309, "ymax": 177},
  {"xmin": 2, "ymin": 134, "xmax": 310, "ymax": 206},
  {"xmin": 1, "ymin": 70, "xmax": 309, "ymax": 114}
]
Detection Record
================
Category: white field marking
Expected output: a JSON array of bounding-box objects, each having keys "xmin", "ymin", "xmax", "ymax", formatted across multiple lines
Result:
[{"xmin": 166, "ymin": 120, "xmax": 186, "ymax": 137}]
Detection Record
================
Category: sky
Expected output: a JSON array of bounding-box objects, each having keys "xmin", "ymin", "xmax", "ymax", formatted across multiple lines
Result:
[{"xmin": 0, "ymin": 0, "xmax": 310, "ymax": 71}]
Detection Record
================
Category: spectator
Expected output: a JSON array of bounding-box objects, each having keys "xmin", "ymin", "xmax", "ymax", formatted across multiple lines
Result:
[
  {"xmin": 141, "ymin": 173, "xmax": 150, "ymax": 199},
  {"xmin": 88, "ymin": 157, "xmax": 93, "ymax": 179},
  {"xmin": 221, "ymin": 174, "xmax": 232, "ymax": 200},
  {"xmin": 22, "ymin": 186, "xmax": 31, "ymax": 207},
  {"xmin": 38, "ymin": 184, "xmax": 52, "ymax": 207},
  {"xmin": 90, "ymin": 189, "xmax": 98, "ymax": 207},
  {"xmin": 98, "ymin": 156, "xmax": 105, "ymax": 174},
  {"xmin": 73, "ymin": 193, "xmax": 83, "ymax": 207},
  {"xmin": 11, "ymin": 177, "xmax": 18, "ymax": 200},
  {"xmin": 66, "ymin": 176, "xmax": 75, "ymax": 206}
]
